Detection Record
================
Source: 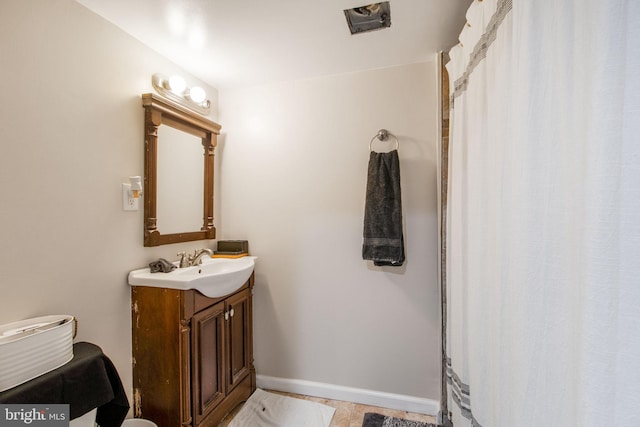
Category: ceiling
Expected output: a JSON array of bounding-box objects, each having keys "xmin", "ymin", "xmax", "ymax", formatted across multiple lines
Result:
[{"xmin": 75, "ymin": 0, "xmax": 470, "ymax": 89}]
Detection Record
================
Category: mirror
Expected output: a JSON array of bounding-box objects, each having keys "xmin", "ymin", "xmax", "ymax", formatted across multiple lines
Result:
[
  {"xmin": 156, "ymin": 125, "xmax": 204, "ymax": 234},
  {"xmin": 142, "ymin": 93, "xmax": 220, "ymax": 246}
]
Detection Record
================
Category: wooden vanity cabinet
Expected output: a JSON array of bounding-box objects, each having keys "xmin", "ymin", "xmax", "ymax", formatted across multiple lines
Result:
[{"xmin": 131, "ymin": 274, "xmax": 255, "ymax": 427}]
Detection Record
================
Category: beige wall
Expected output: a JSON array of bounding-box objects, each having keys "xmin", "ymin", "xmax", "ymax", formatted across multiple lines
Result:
[
  {"xmin": 218, "ymin": 62, "xmax": 441, "ymax": 407},
  {"xmin": 0, "ymin": 0, "xmax": 219, "ymax": 408},
  {"xmin": 0, "ymin": 0, "xmax": 441, "ymax": 416}
]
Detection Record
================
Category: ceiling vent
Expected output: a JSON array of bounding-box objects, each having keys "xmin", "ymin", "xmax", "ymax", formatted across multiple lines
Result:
[{"xmin": 344, "ymin": 2, "xmax": 391, "ymax": 35}]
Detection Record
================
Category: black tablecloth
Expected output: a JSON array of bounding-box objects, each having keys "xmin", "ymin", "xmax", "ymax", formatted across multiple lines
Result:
[{"xmin": 0, "ymin": 341, "xmax": 129, "ymax": 427}]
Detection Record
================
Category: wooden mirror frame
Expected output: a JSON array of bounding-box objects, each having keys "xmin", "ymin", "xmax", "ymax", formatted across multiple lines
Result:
[{"xmin": 142, "ymin": 93, "xmax": 220, "ymax": 246}]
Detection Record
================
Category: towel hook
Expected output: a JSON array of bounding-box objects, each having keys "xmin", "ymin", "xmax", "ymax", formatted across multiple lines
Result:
[{"xmin": 369, "ymin": 129, "xmax": 399, "ymax": 152}]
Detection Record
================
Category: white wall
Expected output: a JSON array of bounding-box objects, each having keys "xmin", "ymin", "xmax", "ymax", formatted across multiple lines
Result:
[
  {"xmin": 0, "ymin": 0, "xmax": 442, "ymax": 415},
  {"xmin": 0, "ymin": 0, "xmax": 219, "ymax": 408},
  {"xmin": 218, "ymin": 62, "xmax": 442, "ymax": 408}
]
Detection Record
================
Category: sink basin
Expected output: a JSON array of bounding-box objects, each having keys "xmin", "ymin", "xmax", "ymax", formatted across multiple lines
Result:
[{"xmin": 128, "ymin": 256, "xmax": 256, "ymax": 298}]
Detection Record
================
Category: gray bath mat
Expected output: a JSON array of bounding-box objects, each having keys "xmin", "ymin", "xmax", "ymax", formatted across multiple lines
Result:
[{"xmin": 362, "ymin": 412, "xmax": 437, "ymax": 427}]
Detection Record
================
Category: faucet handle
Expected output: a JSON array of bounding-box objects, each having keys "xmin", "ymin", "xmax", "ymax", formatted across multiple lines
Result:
[{"xmin": 177, "ymin": 252, "xmax": 189, "ymax": 268}]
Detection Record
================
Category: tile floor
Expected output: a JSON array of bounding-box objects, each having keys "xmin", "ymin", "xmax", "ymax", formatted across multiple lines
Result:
[{"xmin": 219, "ymin": 390, "xmax": 437, "ymax": 427}]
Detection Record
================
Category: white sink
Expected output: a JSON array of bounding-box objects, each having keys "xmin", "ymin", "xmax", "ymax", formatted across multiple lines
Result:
[{"xmin": 128, "ymin": 256, "xmax": 256, "ymax": 298}]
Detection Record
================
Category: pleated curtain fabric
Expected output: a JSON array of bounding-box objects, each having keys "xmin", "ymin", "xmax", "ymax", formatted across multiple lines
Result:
[{"xmin": 445, "ymin": 0, "xmax": 640, "ymax": 426}]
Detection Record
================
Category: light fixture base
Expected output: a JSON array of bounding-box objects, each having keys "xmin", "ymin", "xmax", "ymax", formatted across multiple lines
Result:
[{"xmin": 152, "ymin": 73, "xmax": 211, "ymax": 116}]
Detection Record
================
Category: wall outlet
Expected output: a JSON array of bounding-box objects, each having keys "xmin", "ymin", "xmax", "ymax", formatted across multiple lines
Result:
[{"xmin": 122, "ymin": 183, "xmax": 139, "ymax": 211}]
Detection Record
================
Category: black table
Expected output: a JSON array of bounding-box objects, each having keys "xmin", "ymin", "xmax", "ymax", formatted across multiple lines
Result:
[{"xmin": 0, "ymin": 342, "xmax": 129, "ymax": 427}]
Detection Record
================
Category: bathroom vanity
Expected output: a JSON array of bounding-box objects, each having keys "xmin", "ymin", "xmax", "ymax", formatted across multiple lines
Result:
[{"xmin": 131, "ymin": 275, "xmax": 255, "ymax": 427}]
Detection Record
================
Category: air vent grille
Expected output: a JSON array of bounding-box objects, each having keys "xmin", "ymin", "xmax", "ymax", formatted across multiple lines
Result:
[{"xmin": 344, "ymin": 2, "xmax": 391, "ymax": 35}]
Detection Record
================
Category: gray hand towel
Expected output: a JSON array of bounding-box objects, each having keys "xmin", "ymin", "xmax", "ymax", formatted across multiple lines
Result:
[
  {"xmin": 362, "ymin": 149, "xmax": 405, "ymax": 266},
  {"xmin": 149, "ymin": 258, "xmax": 177, "ymax": 273}
]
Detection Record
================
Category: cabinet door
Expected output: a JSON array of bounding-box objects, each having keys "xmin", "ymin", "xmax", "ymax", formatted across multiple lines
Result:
[
  {"xmin": 191, "ymin": 301, "xmax": 226, "ymax": 424},
  {"xmin": 226, "ymin": 289, "xmax": 252, "ymax": 391}
]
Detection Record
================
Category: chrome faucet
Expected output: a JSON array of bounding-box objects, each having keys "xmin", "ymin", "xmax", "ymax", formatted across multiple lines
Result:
[
  {"xmin": 190, "ymin": 248, "xmax": 213, "ymax": 266},
  {"xmin": 177, "ymin": 248, "xmax": 213, "ymax": 268}
]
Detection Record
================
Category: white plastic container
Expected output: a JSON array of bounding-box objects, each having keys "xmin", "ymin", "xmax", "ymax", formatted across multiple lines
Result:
[{"xmin": 0, "ymin": 315, "xmax": 75, "ymax": 392}]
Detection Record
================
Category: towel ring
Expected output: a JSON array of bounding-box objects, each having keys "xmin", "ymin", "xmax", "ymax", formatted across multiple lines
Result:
[{"xmin": 369, "ymin": 129, "xmax": 399, "ymax": 152}]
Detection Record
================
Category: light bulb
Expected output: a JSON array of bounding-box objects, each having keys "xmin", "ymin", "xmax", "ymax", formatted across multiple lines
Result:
[
  {"xmin": 189, "ymin": 86, "xmax": 206, "ymax": 103},
  {"xmin": 168, "ymin": 75, "xmax": 186, "ymax": 94}
]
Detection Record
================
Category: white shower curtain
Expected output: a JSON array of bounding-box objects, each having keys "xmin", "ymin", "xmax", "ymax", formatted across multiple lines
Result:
[{"xmin": 445, "ymin": 1, "xmax": 640, "ymax": 426}]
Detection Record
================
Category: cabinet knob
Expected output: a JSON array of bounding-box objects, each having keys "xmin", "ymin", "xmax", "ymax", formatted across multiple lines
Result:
[
  {"xmin": 229, "ymin": 307, "xmax": 235, "ymax": 318},
  {"xmin": 224, "ymin": 311, "xmax": 229, "ymax": 321}
]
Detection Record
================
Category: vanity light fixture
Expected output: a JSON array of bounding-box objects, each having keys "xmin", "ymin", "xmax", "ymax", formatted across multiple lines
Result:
[
  {"xmin": 152, "ymin": 73, "xmax": 211, "ymax": 115},
  {"xmin": 123, "ymin": 176, "xmax": 143, "ymax": 211}
]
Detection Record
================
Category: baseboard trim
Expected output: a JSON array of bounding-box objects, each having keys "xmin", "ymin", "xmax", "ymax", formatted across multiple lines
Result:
[{"xmin": 256, "ymin": 375, "xmax": 440, "ymax": 416}]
